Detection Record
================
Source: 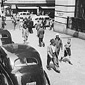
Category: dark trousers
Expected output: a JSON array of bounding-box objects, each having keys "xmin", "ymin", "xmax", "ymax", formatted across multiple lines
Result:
[
  {"xmin": 47, "ymin": 53, "xmax": 59, "ymax": 67},
  {"xmin": 39, "ymin": 38, "xmax": 43, "ymax": 46},
  {"xmin": 47, "ymin": 54, "xmax": 52, "ymax": 66},
  {"xmin": 29, "ymin": 27, "xmax": 33, "ymax": 33},
  {"xmin": 64, "ymin": 48, "xmax": 71, "ymax": 57}
]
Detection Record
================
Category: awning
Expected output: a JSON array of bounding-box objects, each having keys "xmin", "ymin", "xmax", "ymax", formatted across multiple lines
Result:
[
  {"xmin": 17, "ymin": 6, "xmax": 55, "ymax": 9},
  {"xmin": 18, "ymin": 7, "xmax": 38, "ymax": 9},
  {"xmin": 41, "ymin": 6, "xmax": 55, "ymax": 9}
]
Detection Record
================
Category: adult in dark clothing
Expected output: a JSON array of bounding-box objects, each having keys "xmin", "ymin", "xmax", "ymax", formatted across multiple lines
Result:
[
  {"xmin": 23, "ymin": 18, "xmax": 29, "ymax": 43},
  {"xmin": 37, "ymin": 27, "xmax": 45, "ymax": 47},
  {"xmin": 2, "ymin": 20, "xmax": 6, "ymax": 29},
  {"xmin": 29, "ymin": 18, "xmax": 33, "ymax": 33}
]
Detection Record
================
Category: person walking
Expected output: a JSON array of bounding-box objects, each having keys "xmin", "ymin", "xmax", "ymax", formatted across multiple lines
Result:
[
  {"xmin": 29, "ymin": 18, "xmax": 33, "ymax": 33},
  {"xmin": 23, "ymin": 18, "xmax": 29, "ymax": 43},
  {"xmin": 37, "ymin": 26, "xmax": 45, "ymax": 47}
]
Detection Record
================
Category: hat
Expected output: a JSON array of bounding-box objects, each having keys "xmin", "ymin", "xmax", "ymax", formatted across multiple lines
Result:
[{"xmin": 56, "ymin": 33, "xmax": 59, "ymax": 36}]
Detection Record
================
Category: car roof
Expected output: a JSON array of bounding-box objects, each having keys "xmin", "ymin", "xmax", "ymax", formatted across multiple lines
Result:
[
  {"xmin": 2, "ymin": 43, "xmax": 42, "ymax": 66},
  {"xmin": 0, "ymin": 29, "xmax": 13, "ymax": 45},
  {"xmin": 0, "ymin": 29, "xmax": 11, "ymax": 37}
]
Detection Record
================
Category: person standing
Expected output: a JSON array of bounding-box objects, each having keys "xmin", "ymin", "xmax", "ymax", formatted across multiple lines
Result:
[
  {"xmin": 36, "ymin": 20, "xmax": 41, "ymax": 35},
  {"xmin": 54, "ymin": 33, "xmax": 63, "ymax": 67},
  {"xmin": 49, "ymin": 19, "xmax": 54, "ymax": 30},
  {"xmin": 63, "ymin": 38, "xmax": 71, "ymax": 58},
  {"xmin": 46, "ymin": 39, "xmax": 55, "ymax": 69},
  {"xmin": 29, "ymin": 18, "xmax": 33, "ymax": 33},
  {"xmin": 12, "ymin": 16, "xmax": 17, "ymax": 30},
  {"xmin": 46, "ymin": 39, "xmax": 60, "ymax": 73},
  {"xmin": 37, "ymin": 26, "xmax": 45, "ymax": 47},
  {"xmin": 19, "ymin": 17, "xmax": 23, "ymax": 30},
  {"xmin": 42, "ymin": 18, "xmax": 46, "ymax": 29}
]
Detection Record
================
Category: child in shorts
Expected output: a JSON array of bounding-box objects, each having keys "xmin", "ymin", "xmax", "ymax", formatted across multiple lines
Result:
[{"xmin": 64, "ymin": 38, "xmax": 71, "ymax": 58}]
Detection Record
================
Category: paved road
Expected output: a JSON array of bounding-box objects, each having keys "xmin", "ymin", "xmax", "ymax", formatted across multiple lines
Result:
[{"xmin": 4, "ymin": 20, "xmax": 85, "ymax": 85}]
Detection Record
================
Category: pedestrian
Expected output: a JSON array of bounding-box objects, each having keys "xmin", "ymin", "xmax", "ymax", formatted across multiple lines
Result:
[
  {"xmin": 2, "ymin": 20, "xmax": 6, "ymax": 29},
  {"xmin": 19, "ymin": 17, "xmax": 23, "ymax": 30},
  {"xmin": 49, "ymin": 19, "xmax": 54, "ymax": 30},
  {"xmin": 59, "ymin": 38, "xmax": 72, "ymax": 65},
  {"xmin": 12, "ymin": 16, "xmax": 17, "ymax": 30},
  {"xmin": 29, "ymin": 18, "xmax": 33, "ymax": 33},
  {"xmin": 23, "ymin": 18, "xmax": 29, "ymax": 43},
  {"xmin": 36, "ymin": 20, "xmax": 41, "ymax": 35},
  {"xmin": 54, "ymin": 33, "xmax": 63, "ymax": 67},
  {"xmin": 36, "ymin": 20, "xmax": 41, "ymax": 31},
  {"xmin": 46, "ymin": 39, "xmax": 60, "ymax": 73},
  {"xmin": 60, "ymin": 38, "xmax": 71, "ymax": 59},
  {"xmin": 42, "ymin": 18, "xmax": 46, "ymax": 29},
  {"xmin": 37, "ymin": 26, "xmax": 45, "ymax": 47}
]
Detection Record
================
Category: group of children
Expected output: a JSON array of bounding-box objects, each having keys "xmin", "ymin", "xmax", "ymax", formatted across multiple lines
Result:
[{"xmin": 46, "ymin": 33, "xmax": 72, "ymax": 73}]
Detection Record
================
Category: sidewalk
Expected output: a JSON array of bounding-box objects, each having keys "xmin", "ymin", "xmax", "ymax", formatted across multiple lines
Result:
[{"xmin": 54, "ymin": 22, "xmax": 85, "ymax": 40}]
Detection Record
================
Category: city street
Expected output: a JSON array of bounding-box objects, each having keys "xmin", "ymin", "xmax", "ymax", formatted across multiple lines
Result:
[{"xmin": 2, "ymin": 20, "xmax": 85, "ymax": 85}]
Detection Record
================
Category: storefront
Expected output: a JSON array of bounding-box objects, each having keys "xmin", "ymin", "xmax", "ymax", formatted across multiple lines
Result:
[{"xmin": 1, "ymin": 0, "xmax": 54, "ymax": 16}]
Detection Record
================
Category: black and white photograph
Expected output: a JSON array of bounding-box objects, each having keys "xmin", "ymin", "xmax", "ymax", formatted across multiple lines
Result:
[{"xmin": 0, "ymin": 0, "xmax": 85, "ymax": 85}]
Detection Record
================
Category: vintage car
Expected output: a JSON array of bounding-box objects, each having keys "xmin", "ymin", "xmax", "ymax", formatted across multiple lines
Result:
[
  {"xmin": 0, "ymin": 43, "xmax": 50, "ymax": 85},
  {"xmin": 0, "ymin": 29, "xmax": 13, "ymax": 45},
  {"xmin": 17, "ymin": 12, "xmax": 30, "ymax": 20},
  {"xmin": 32, "ymin": 15, "xmax": 50, "ymax": 27}
]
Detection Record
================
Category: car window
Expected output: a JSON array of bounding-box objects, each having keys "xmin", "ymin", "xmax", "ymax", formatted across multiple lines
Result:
[
  {"xmin": 27, "ymin": 13, "xmax": 29, "ymax": 15},
  {"xmin": 2, "ymin": 34, "xmax": 8, "ymax": 38},
  {"xmin": 45, "ymin": 17, "xmax": 49, "ymax": 19},
  {"xmin": 14, "ymin": 57, "xmax": 38, "ymax": 67},
  {"xmin": 23, "ymin": 13, "xmax": 26, "ymax": 15},
  {"xmin": 35, "ymin": 18, "xmax": 38, "ymax": 20},
  {"xmin": 20, "ymin": 13, "xmax": 22, "ymax": 15}
]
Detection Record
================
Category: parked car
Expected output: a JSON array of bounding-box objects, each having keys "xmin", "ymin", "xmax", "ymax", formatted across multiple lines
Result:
[
  {"xmin": 32, "ymin": 15, "xmax": 50, "ymax": 27},
  {"xmin": 0, "ymin": 43, "xmax": 50, "ymax": 85},
  {"xmin": 17, "ymin": 12, "xmax": 30, "ymax": 20},
  {"xmin": 0, "ymin": 29, "xmax": 13, "ymax": 45}
]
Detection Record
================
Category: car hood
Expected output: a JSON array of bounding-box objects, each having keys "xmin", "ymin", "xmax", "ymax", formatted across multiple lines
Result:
[{"xmin": 11, "ymin": 65, "xmax": 46, "ymax": 85}]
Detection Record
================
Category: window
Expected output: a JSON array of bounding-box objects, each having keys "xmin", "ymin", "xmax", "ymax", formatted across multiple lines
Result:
[
  {"xmin": 27, "ymin": 13, "xmax": 30, "ymax": 15},
  {"xmin": 14, "ymin": 57, "xmax": 38, "ymax": 67}
]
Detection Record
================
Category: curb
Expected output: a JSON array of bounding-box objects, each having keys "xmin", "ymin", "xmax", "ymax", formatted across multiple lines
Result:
[{"xmin": 54, "ymin": 22, "xmax": 85, "ymax": 40}]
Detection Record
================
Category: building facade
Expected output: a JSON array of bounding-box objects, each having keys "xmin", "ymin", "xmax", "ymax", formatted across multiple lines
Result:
[
  {"xmin": 55, "ymin": 0, "xmax": 76, "ymax": 24},
  {"xmin": 0, "ymin": 0, "xmax": 55, "ymax": 16}
]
